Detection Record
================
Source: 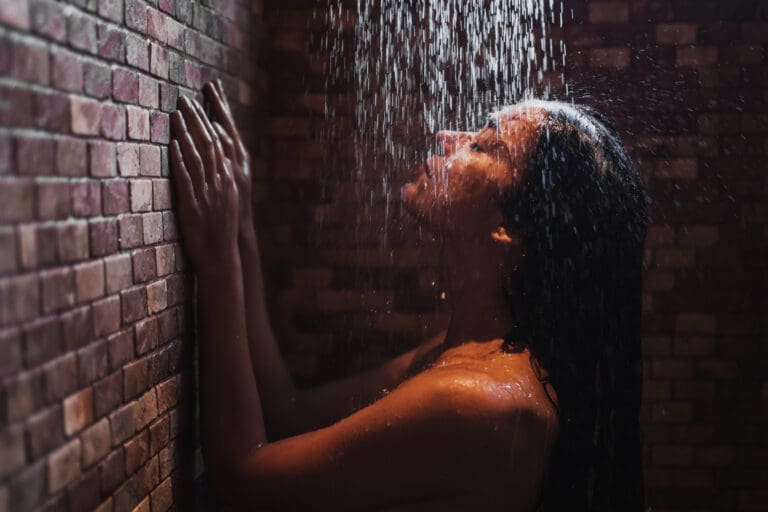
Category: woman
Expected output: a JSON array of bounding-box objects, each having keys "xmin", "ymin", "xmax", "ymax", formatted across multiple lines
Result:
[{"xmin": 169, "ymin": 81, "xmax": 648, "ymax": 511}]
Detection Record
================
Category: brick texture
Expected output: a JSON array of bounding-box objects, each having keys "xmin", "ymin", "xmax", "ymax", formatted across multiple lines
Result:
[{"xmin": 0, "ymin": 0, "xmax": 262, "ymax": 510}]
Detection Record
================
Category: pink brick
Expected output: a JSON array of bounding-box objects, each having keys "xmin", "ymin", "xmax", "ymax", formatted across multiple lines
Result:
[
  {"xmin": 152, "ymin": 180, "xmax": 171, "ymax": 210},
  {"xmin": 150, "ymin": 43, "xmax": 169, "ymax": 79},
  {"xmin": 81, "ymin": 418, "xmax": 111, "ymax": 468},
  {"xmin": 0, "ymin": 227, "xmax": 16, "ymax": 273},
  {"xmin": 58, "ymin": 221, "xmax": 89, "ymax": 262},
  {"xmin": 92, "ymin": 295, "xmax": 120, "ymax": 337},
  {"xmin": 35, "ymin": 90, "xmax": 70, "ymax": 131},
  {"xmin": 132, "ymin": 248, "xmax": 156, "ymax": 282},
  {"xmin": 31, "ymin": 0, "xmax": 66, "ymax": 41},
  {"xmin": 89, "ymin": 141, "xmax": 117, "ymax": 177},
  {"xmin": 135, "ymin": 317, "xmax": 158, "ymax": 354},
  {"xmin": 0, "ymin": 0, "xmax": 31, "ymax": 29},
  {"xmin": 68, "ymin": 12, "xmax": 97, "ymax": 54},
  {"xmin": 98, "ymin": 25, "xmax": 125, "ymax": 61},
  {"xmin": 155, "ymin": 245, "xmax": 175, "ymax": 276},
  {"xmin": 71, "ymin": 97, "xmax": 103, "ymax": 136},
  {"xmin": 11, "ymin": 40, "xmax": 49, "ymax": 85},
  {"xmin": 676, "ymin": 46, "xmax": 718, "ymax": 67},
  {"xmin": 98, "ymin": 0, "xmax": 123, "ymax": 23},
  {"xmin": 121, "ymin": 286, "xmax": 147, "ymax": 323},
  {"xmin": 105, "ymin": 254, "xmax": 132, "ymax": 294},
  {"xmin": 100, "ymin": 104, "xmax": 126, "ymax": 141},
  {"xmin": 146, "ymin": 280, "xmax": 167, "ymax": 314},
  {"xmin": 0, "ymin": 178, "xmax": 35, "ymax": 222},
  {"xmin": 127, "ymin": 106, "xmax": 150, "ymax": 140},
  {"xmin": 126, "ymin": 33, "xmax": 150, "ymax": 71},
  {"xmin": 118, "ymin": 214, "xmax": 144, "ymax": 249},
  {"xmin": 36, "ymin": 180, "xmax": 71, "ymax": 220},
  {"xmin": 72, "ymin": 181, "xmax": 102, "ymax": 217},
  {"xmin": 112, "ymin": 68, "xmax": 138, "ymax": 103},
  {"xmin": 142, "ymin": 212, "xmax": 163, "ymax": 244},
  {"xmin": 75, "ymin": 261, "xmax": 105, "ymax": 302},
  {"xmin": 117, "ymin": 143, "xmax": 140, "ymax": 177},
  {"xmin": 139, "ymin": 144, "xmax": 161, "ymax": 177},
  {"xmin": 52, "ymin": 51, "xmax": 84, "ymax": 92},
  {"xmin": 147, "ymin": 8, "xmax": 168, "ymax": 43},
  {"xmin": 89, "ymin": 219, "xmax": 119, "ymax": 257},
  {"xmin": 84, "ymin": 61, "xmax": 112, "ymax": 99},
  {"xmin": 131, "ymin": 180, "xmax": 153, "ymax": 212},
  {"xmin": 167, "ymin": 17, "xmax": 184, "ymax": 50},
  {"xmin": 0, "ymin": 273, "xmax": 40, "ymax": 324},
  {"xmin": 103, "ymin": 179, "xmax": 130, "ymax": 215},
  {"xmin": 16, "ymin": 135, "xmax": 55, "ymax": 175},
  {"xmin": 161, "ymin": 211, "xmax": 178, "ymax": 241},
  {"xmin": 56, "ymin": 137, "xmax": 88, "ymax": 176},
  {"xmin": 149, "ymin": 113, "xmax": 169, "ymax": 145}
]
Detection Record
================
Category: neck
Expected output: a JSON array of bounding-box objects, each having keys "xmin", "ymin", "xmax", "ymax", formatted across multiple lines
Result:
[{"xmin": 440, "ymin": 234, "xmax": 519, "ymax": 348}]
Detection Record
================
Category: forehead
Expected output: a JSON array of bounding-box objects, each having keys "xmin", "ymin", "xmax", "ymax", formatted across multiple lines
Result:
[{"xmin": 487, "ymin": 104, "xmax": 547, "ymax": 149}]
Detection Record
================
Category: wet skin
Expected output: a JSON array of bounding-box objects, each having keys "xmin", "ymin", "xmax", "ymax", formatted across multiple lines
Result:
[{"xmin": 170, "ymin": 84, "xmax": 558, "ymax": 511}]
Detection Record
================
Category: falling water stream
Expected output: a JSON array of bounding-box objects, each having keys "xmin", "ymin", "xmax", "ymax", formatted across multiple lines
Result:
[{"xmin": 319, "ymin": 0, "xmax": 567, "ymax": 245}]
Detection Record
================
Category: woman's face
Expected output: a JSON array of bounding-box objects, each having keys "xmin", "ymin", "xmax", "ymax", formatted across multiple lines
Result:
[{"xmin": 402, "ymin": 105, "xmax": 545, "ymax": 237}]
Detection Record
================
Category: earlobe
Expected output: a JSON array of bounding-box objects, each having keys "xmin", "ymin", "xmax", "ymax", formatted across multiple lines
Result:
[{"xmin": 490, "ymin": 226, "xmax": 516, "ymax": 245}]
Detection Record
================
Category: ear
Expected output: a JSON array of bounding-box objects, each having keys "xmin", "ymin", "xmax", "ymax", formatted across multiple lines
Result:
[{"xmin": 490, "ymin": 226, "xmax": 517, "ymax": 245}]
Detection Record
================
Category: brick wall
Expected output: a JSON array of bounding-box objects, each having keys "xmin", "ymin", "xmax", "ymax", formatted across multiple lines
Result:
[
  {"xmin": 0, "ymin": 0, "xmax": 264, "ymax": 510},
  {"xmin": 262, "ymin": 0, "xmax": 767, "ymax": 510}
]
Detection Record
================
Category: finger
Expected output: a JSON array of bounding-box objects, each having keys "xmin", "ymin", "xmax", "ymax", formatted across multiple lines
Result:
[
  {"xmin": 192, "ymin": 99, "xmax": 229, "ymax": 184},
  {"xmin": 178, "ymin": 96, "xmax": 217, "ymax": 188},
  {"xmin": 204, "ymin": 81, "xmax": 246, "ymax": 165},
  {"xmin": 213, "ymin": 122, "xmax": 236, "ymax": 162},
  {"xmin": 171, "ymin": 110, "xmax": 205, "ymax": 196},
  {"xmin": 169, "ymin": 139, "xmax": 197, "ymax": 208}
]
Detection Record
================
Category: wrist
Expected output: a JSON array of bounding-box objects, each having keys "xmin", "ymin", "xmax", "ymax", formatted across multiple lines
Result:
[{"xmin": 195, "ymin": 248, "xmax": 242, "ymax": 282}]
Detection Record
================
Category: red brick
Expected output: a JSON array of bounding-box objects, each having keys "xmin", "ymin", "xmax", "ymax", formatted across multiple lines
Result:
[
  {"xmin": 589, "ymin": 48, "xmax": 630, "ymax": 69},
  {"xmin": 127, "ymin": 106, "xmax": 150, "ymax": 140},
  {"xmin": 656, "ymin": 23, "xmax": 697, "ymax": 45},
  {"xmin": 112, "ymin": 68, "xmax": 138, "ymax": 103},
  {"xmin": 124, "ymin": 430, "xmax": 150, "ymax": 474},
  {"xmin": 89, "ymin": 219, "xmax": 119, "ymax": 257},
  {"xmin": 48, "ymin": 439, "xmax": 81, "ymax": 492},
  {"xmin": 139, "ymin": 144, "xmax": 161, "ymax": 177},
  {"xmin": 99, "ymin": 449, "xmax": 125, "ymax": 495},
  {"xmin": 41, "ymin": 267, "xmax": 74, "ymax": 313},
  {"xmin": 155, "ymin": 376, "xmax": 179, "ymax": 414},
  {"xmin": 149, "ymin": 112, "xmax": 170, "ymax": 144},
  {"xmin": 121, "ymin": 286, "xmax": 147, "ymax": 323},
  {"xmin": 43, "ymin": 353, "xmax": 77, "ymax": 401},
  {"xmin": 81, "ymin": 418, "xmax": 111, "ymax": 468},
  {"xmin": 132, "ymin": 248, "xmax": 156, "ymax": 283},
  {"xmin": 27, "ymin": 406, "xmax": 65, "ymax": 459},
  {"xmin": 77, "ymin": 339, "xmax": 109, "ymax": 386},
  {"xmin": 0, "ymin": 426, "xmax": 26, "ymax": 478},
  {"xmin": 0, "ymin": 273, "xmax": 40, "ymax": 324},
  {"xmin": 98, "ymin": 25, "xmax": 125, "ymax": 62},
  {"xmin": 64, "ymin": 388, "xmax": 94, "ymax": 436},
  {"xmin": 103, "ymin": 179, "xmax": 130, "ymax": 215},
  {"xmin": 125, "ymin": 33, "xmax": 150, "ymax": 71},
  {"xmin": 34, "ymin": 90, "xmax": 70, "ymax": 131},
  {"xmin": 11, "ymin": 40, "xmax": 49, "ymax": 85},
  {"xmin": 136, "ymin": 316, "xmax": 158, "ymax": 355},
  {"xmin": 93, "ymin": 370, "xmax": 122, "ymax": 417},
  {"xmin": 98, "ymin": 0, "xmax": 123, "ymax": 23},
  {"xmin": 146, "ymin": 280, "xmax": 167, "ymax": 314},
  {"xmin": 675, "ymin": 313, "xmax": 716, "ymax": 334},
  {"xmin": 36, "ymin": 180, "xmax": 71, "ymax": 220},
  {"xmin": 100, "ymin": 104, "xmax": 126, "ymax": 141},
  {"xmin": 676, "ymin": 46, "xmax": 718, "ymax": 67},
  {"xmin": 655, "ymin": 248, "xmax": 695, "ymax": 269},
  {"xmin": 656, "ymin": 158, "xmax": 698, "ymax": 180},
  {"xmin": 61, "ymin": 306, "xmax": 92, "ymax": 350},
  {"xmin": 123, "ymin": 355, "xmax": 149, "ymax": 401},
  {"xmin": 149, "ymin": 43, "xmax": 169, "ymax": 79},
  {"xmin": 0, "ymin": 328, "xmax": 23, "ymax": 378},
  {"xmin": 155, "ymin": 245, "xmax": 175, "ymax": 276},
  {"xmin": 84, "ymin": 61, "xmax": 112, "ymax": 99},
  {"xmin": 148, "ymin": 417, "xmax": 169, "ymax": 456},
  {"xmin": 104, "ymin": 254, "xmax": 132, "ymax": 293},
  {"xmin": 89, "ymin": 140, "xmax": 117, "ymax": 177},
  {"xmin": 52, "ymin": 51, "xmax": 84, "ymax": 92},
  {"xmin": 8, "ymin": 459, "xmax": 46, "ymax": 510},
  {"xmin": 138, "ymin": 75, "xmax": 159, "ymax": 108},
  {"xmin": 16, "ymin": 136, "xmax": 55, "ymax": 176},
  {"xmin": 58, "ymin": 221, "xmax": 89, "ymax": 262},
  {"xmin": 131, "ymin": 179, "xmax": 153, "ymax": 212},
  {"xmin": 68, "ymin": 466, "xmax": 101, "ymax": 512},
  {"xmin": 0, "ymin": 178, "xmax": 35, "ymax": 222},
  {"xmin": 0, "ymin": 0, "xmax": 30, "ymax": 29},
  {"xmin": 117, "ymin": 143, "xmax": 140, "ymax": 177},
  {"xmin": 119, "ymin": 213, "xmax": 144, "ymax": 249},
  {"xmin": 56, "ymin": 137, "xmax": 88, "ymax": 176},
  {"xmin": 71, "ymin": 96, "xmax": 102, "ymax": 136},
  {"xmin": 141, "ymin": 212, "xmax": 163, "ymax": 245},
  {"xmin": 68, "ymin": 12, "xmax": 97, "ymax": 54},
  {"xmin": 134, "ymin": 388, "xmax": 158, "ymax": 430},
  {"xmin": 72, "ymin": 181, "xmax": 102, "ymax": 218},
  {"xmin": 22, "ymin": 316, "xmax": 63, "ymax": 366},
  {"xmin": 652, "ymin": 402, "xmax": 693, "ymax": 423},
  {"xmin": 31, "ymin": 0, "xmax": 66, "ymax": 41},
  {"xmin": 653, "ymin": 359, "xmax": 694, "ymax": 379},
  {"xmin": 0, "ymin": 227, "xmax": 15, "ymax": 274},
  {"xmin": 92, "ymin": 295, "xmax": 120, "ymax": 337}
]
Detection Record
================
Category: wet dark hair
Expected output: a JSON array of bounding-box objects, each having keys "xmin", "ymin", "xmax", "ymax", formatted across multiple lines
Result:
[{"xmin": 499, "ymin": 102, "xmax": 648, "ymax": 512}]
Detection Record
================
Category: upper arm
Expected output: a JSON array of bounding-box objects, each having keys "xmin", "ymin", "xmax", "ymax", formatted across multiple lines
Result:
[{"xmin": 231, "ymin": 371, "xmax": 508, "ymax": 510}]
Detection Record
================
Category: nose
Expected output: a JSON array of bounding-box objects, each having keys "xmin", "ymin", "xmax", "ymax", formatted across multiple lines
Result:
[{"xmin": 436, "ymin": 131, "xmax": 473, "ymax": 156}]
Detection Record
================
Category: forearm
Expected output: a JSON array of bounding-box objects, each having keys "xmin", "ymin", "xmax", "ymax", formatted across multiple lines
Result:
[
  {"xmin": 197, "ymin": 254, "xmax": 267, "ymax": 483},
  {"xmin": 239, "ymin": 231, "xmax": 302, "ymax": 435}
]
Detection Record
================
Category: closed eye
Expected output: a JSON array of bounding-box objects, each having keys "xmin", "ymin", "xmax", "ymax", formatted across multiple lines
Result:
[{"xmin": 470, "ymin": 142, "xmax": 484, "ymax": 153}]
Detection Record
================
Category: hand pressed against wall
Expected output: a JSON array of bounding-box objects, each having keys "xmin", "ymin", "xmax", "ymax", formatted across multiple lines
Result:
[{"xmin": 170, "ymin": 94, "xmax": 239, "ymax": 272}]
